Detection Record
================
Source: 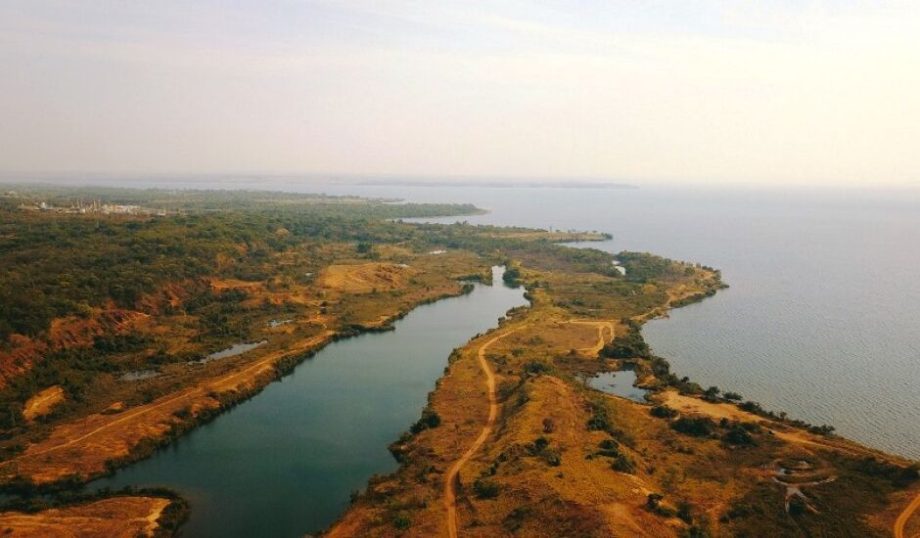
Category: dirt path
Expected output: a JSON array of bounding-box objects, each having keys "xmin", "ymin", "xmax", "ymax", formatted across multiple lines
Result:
[
  {"xmin": 895, "ymin": 492, "xmax": 920, "ymax": 538},
  {"xmin": 443, "ymin": 326, "xmax": 523, "ymax": 538},
  {"xmin": 16, "ymin": 331, "xmax": 332, "ymax": 460},
  {"xmin": 565, "ymin": 320, "xmax": 615, "ymax": 356},
  {"xmin": 22, "ymin": 386, "xmax": 65, "ymax": 422}
]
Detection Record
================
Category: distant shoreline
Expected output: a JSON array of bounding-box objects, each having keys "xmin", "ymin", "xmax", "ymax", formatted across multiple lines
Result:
[{"xmin": 353, "ymin": 179, "xmax": 637, "ymax": 189}]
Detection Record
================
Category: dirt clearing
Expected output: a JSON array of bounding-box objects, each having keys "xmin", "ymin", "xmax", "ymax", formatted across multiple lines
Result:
[
  {"xmin": 318, "ymin": 263, "xmax": 418, "ymax": 294},
  {"xmin": 22, "ymin": 386, "xmax": 65, "ymax": 422}
]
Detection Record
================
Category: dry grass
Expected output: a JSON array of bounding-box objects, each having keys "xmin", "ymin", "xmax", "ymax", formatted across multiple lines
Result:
[
  {"xmin": 318, "ymin": 262, "xmax": 419, "ymax": 294},
  {"xmin": 0, "ymin": 496, "xmax": 172, "ymax": 537},
  {"xmin": 329, "ymin": 262, "xmax": 914, "ymax": 538},
  {"xmin": 22, "ymin": 386, "xmax": 65, "ymax": 422}
]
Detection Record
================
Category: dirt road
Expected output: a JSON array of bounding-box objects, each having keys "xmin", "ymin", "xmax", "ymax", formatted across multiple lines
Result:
[
  {"xmin": 566, "ymin": 320, "xmax": 615, "ymax": 356},
  {"xmin": 895, "ymin": 492, "xmax": 920, "ymax": 538},
  {"xmin": 6, "ymin": 331, "xmax": 333, "ymax": 482},
  {"xmin": 443, "ymin": 326, "xmax": 522, "ymax": 538}
]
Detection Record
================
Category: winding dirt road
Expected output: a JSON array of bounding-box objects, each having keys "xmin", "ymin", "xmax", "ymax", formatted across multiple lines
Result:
[
  {"xmin": 10, "ymin": 331, "xmax": 332, "ymax": 463},
  {"xmin": 895, "ymin": 492, "xmax": 920, "ymax": 538},
  {"xmin": 443, "ymin": 327, "xmax": 521, "ymax": 538},
  {"xmin": 566, "ymin": 320, "xmax": 615, "ymax": 356}
]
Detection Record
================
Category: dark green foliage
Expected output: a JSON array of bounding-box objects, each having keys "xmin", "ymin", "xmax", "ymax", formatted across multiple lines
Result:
[
  {"xmin": 523, "ymin": 360, "xmax": 552, "ymax": 375},
  {"xmin": 722, "ymin": 423, "xmax": 756, "ymax": 446},
  {"xmin": 473, "ymin": 478, "xmax": 500, "ymax": 499},
  {"xmin": 677, "ymin": 500, "xmax": 694, "ymax": 523},
  {"xmin": 808, "ymin": 424, "xmax": 836, "ymax": 436},
  {"xmin": 586, "ymin": 401, "xmax": 612, "ymax": 432},
  {"xmin": 526, "ymin": 436, "xmax": 562, "ymax": 466},
  {"xmin": 0, "ymin": 192, "xmax": 481, "ymax": 341},
  {"xmin": 650, "ymin": 405, "xmax": 678, "ymax": 419},
  {"xmin": 611, "ymin": 453, "xmax": 636, "ymax": 474},
  {"xmin": 503, "ymin": 506, "xmax": 532, "ymax": 532},
  {"xmin": 598, "ymin": 439, "xmax": 619, "ymax": 450},
  {"xmin": 671, "ymin": 417, "xmax": 717, "ymax": 438},
  {"xmin": 852, "ymin": 457, "xmax": 919, "ymax": 487},
  {"xmin": 502, "ymin": 265, "xmax": 523, "ymax": 286},
  {"xmin": 616, "ymin": 251, "xmax": 687, "ymax": 283},
  {"xmin": 392, "ymin": 513, "xmax": 412, "ymax": 530},
  {"xmin": 410, "ymin": 408, "xmax": 441, "ymax": 434},
  {"xmin": 702, "ymin": 386, "xmax": 720, "ymax": 401},
  {"xmin": 600, "ymin": 320, "xmax": 650, "ymax": 359},
  {"xmin": 739, "ymin": 401, "xmax": 764, "ymax": 413}
]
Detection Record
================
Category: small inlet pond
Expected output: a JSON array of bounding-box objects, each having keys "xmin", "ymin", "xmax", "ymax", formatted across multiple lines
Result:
[
  {"xmin": 90, "ymin": 266, "xmax": 527, "ymax": 537},
  {"xmin": 586, "ymin": 368, "xmax": 649, "ymax": 402}
]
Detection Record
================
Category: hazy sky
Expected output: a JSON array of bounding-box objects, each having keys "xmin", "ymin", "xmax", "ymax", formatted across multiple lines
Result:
[{"xmin": 1, "ymin": 1, "xmax": 918, "ymax": 186}]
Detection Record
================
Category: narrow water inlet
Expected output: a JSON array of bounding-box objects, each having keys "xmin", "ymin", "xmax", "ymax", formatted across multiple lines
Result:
[{"xmin": 89, "ymin": 266, "xmax": 527, "ymax": 538}]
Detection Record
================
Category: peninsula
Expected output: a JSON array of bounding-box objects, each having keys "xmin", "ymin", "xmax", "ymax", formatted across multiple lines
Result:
[{"xmin": 0, "ymin": 186, "xmax": 915, "ymax": 537}]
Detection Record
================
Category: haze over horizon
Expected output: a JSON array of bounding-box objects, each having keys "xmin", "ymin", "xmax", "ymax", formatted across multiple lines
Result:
[{"xmin": 2, "ymin": 1, "xmax": 918, "ymax": 187}]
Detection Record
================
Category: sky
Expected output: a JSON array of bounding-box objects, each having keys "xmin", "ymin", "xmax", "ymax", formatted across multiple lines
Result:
[{"xmin": 1, "ymin": 1, "xmax": 918, "ymax": 186}]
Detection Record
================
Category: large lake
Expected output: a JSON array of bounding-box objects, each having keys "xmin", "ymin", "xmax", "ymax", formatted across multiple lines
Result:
[
  {"xmin": 48, "ymin": 177, "xmax": 920, "ymax": 458},
  {"xmin": 306, "ymin": 183, "xmax": 918, "ymax": 459},
  {"xmin": 91, "ymin": 266, "xmax": 527, "ymax": 537}
]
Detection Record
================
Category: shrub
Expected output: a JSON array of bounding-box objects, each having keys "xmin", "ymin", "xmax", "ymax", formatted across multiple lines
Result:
[
  {"xmin": 600, "ymin": 321, "xmax": 650, "ymax": 359},
  {"xmin": 409, "ymin": 409, "xmax": 441, "ymax": 434},
  {"xmin": 722, "ymin": 424, "xmax": 756, "ymax": 446},
  {"xmin": 671, "ymin": 417, "xmax": 716, "ymax": 438},
  {"xmin": 473, "ymin": 479, "xmax": 500, "ymax": 499},
  {"xmin": 598, "ymin": 439, "xmax": 619, "ymax": 450},
  {"xmin": 612, "ymin": 454, "xmax": 636, "ymax": 474},
  {"xmin": 392, "ymin": 513, "xmax": 411, "ymax": 529},
  {"xmin": 523, "ymin": 361, "xmax": 552, "ymax": 375},
  {"xmin": 586, "ymin": 402, "xmax": 612, "ymax": 432},
  {"xmin": 702, "ymin": 386, "xmax": 720, "ymax": 401},
  {"xmin": 650, "ymin": 405, "xmax": 678, "ymax": 419}
]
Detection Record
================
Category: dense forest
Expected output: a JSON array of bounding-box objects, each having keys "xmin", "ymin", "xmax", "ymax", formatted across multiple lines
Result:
[{"xmin": 0, "ymin": 188, "xmax": 479, "ymax": 340}]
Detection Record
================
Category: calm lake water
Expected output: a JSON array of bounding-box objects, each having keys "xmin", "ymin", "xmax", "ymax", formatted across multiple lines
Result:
[
  {"xmin": 91, "ymin": 267, "xmax": 526, "ymax": 537},
  {"xmin": 306, "ymin": 183, "xmax": 919, "ymax": 459},
  {"xmin": 40, "ymin": 176, "xmax": 920, "ymax": 458},
  {"xmin": 587, "ymin": 369, "xmax": 648, "ymax": 403}
]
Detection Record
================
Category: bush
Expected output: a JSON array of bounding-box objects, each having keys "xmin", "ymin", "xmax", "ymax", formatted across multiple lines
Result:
[
  {"xmin": 586, "ymin": 401, "xmax": 612, "ymax": 432},
  {"xmin": 650, "ymin": 405, "xmax": 678, "ymax": 419},
  {"xmin": 739, "ymin": 401, "xmax": 763, "ymax": 414},
  {"xmin": 671, "ymin": 417, "xmax": 716, "ymax": 438},
  {"xmin": 473, "ymin": 478, "xmax": 500, "ymax": 499},
  {"xmin": 393, "ymin": 513, "xmax": 411, "ymax": 529},
  {"xmin": 612, "ymin": 454, "xmax": 636, "ymax": 474},
  {"xmin": 409, "ymin": 409, "xmax": 441, "ymax": 434},
  {"xmin": 527, "ymin": 436, "xmax": 561, "ymax": 466},
  {"xmin": 702, "ymin": 386, "xmax": 720, "ymax": 401},
  {"xmin": 600, "ymin": 321, "xmax": 650, "ymax": 359},
  {"xmin": 523, "ymin": 361, "xmax": 552, "ymax": 375},
  {"xmin": 598, "ymin": 439, "xmax": 619, "ymax": 450},
  {"xmin": 722, "ymin": 424, "xmax": 756, "ymax": 446}
]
